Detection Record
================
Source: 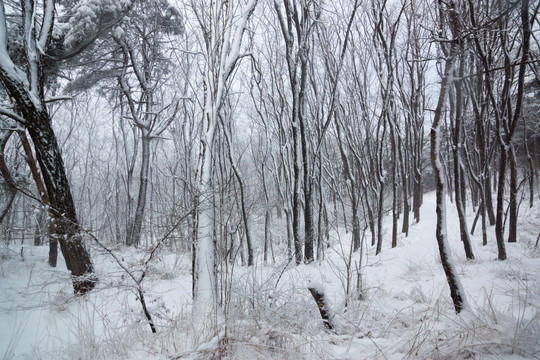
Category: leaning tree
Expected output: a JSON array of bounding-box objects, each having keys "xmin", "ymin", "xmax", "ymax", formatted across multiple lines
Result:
[{"xmin": 0, "ymin": 0, "xmax": 101, "ymax": 294}]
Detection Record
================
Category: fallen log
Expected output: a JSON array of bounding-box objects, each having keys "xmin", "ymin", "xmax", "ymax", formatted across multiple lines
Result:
[{"xmin": 308, "ymin": 284, "xmax": 334, "ymax": 331}]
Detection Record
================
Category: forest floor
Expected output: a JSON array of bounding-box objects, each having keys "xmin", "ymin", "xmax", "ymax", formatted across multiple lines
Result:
[{"xmin": 1, "ymin": 191, "xmax": 539, "ymax": 359}]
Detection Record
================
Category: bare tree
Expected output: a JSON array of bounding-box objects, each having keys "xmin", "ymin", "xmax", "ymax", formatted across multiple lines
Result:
[
  {"xmin": 190, "ymin": 0, "xmax": 257, "ymax": 325},
  {"xmin": 446, "ymin": 10, "xmax": 475, "ymax": 260},
  {"xmin": 0, "ymin": 122, "xmax": 17, "ymax": 224},
  {"xmin": 467, "ymin": 0, "xmax": 537, "ymax": 258},
  {"xmin": 431, "ymin": 0, "xmax": 469, "ymax": 313},
  {"xmin": 370, "ymin": 0, "xmax": 406, "ymax": 253},
  {"xmin": 274, "ymin": 0, "xmax": 320, "ymax": 264},
  {"xmin": 397, "ymin": 0, "xmax": 430, "ymax": 226},
  {"xmin": 112, "ymin": 0, "xmax": 183, "ymax": 247}
]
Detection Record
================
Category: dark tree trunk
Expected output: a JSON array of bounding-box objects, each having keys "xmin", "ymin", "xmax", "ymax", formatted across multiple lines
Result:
[
  {"xmin": 264, "ymin": 209, "xmax": 271, "ymax": 264},
  {"xmin": 293, "ymin": 165, "xmax": 302, "ymax": 265},
  {"xmin": 472, "ymin": 77, "xmax": 496, "ymax": 227},
  {"xmin": 317, "ymin": 157, "xmax": 326, "ymax": 259},
  {"xmin": 225, "ymin": 136, "xmax": 254, "ymax": 266},
  {"xmin": 335, "ymin": 118, "xmax": 361, "ymax": 252},
  {"xmin": 451, "ymin": 69, "xmax": 475, "ymax": 260},
  {"xmin": 480, "ymin": 202, "xmax": 488, "ymax": 246},
  {"xmin": 390, "ymin": 126, "xmax": 399, "ymax": 248},
  {"xmin": 375, "ymin": 182, "xmax": 384, "ymax": 255},
  {"xmin": 431, "ymin": 0, "xmax": 469, "ymax": 313},
  {"xmin": 495, "ymin": 148, "xmax": 508, "ymax": 260},
  {"xmin": 0, "ymin": 130, "xmax": 17, "ymax": 225},
  {"xmin": 351, "ymin": 194, "xmax": 361, "ymax": 252},
  {"xmin": 526, "ymin": 142, "xmax": 534, "ymax": 209},
  {"xmin": 32, "ymin": 112, "xmax": 95, "ymax": 291},
  {"xmin": 399, "ymin": 141, "xmax": 410, "ymax": 236},
  {"xmin": 431, "ymin": 64, "xmax": 469, "ymax": 314},
  {"xmin": 191, "ymin": 204, "xmax": 198, "ymax": 298},
  {"xmin": 0, "ymin": 0, "xmax": 96, "ymax": 292},
  {"xmin": 485, "ymin": 173, "xmax": 496, "ymax": 226},
  {"xmin": 49, "ymin": 236, "xmax": 58, "ymax": 268},
  {"xmin": 507, "ymin": 145, "xmax": 518, "ymax": 243},
  {"xmin": 18, "ymin": 131, "xmax": 59, "ymax": 265},
  {"xmin": 391, "ymin": 188, "xmax": 398, "ymax": 248},
  {"xmin": 33, "ymin": 209, "xmax": 46, "ymax": 246},
  {"xmin": 27, "ymin": 108, "xmax": 95, "ymax": 293},
  {"xmin": 275, "ymin": 0, "xmax": 319, "ymax": 266},
  {"xmin": 413, "ymin": 164, "xmax": 423, "ymax": 223},
  {"xmin": 303, "ymin": 183, "xmax": 315, "ymax": 263},
  {"xmin": 482, "ymin": 0, "xmax": 531, "ymax": 257},
  {"xmin": 0, "ymin": 184, "xmax": 16, "ymax": 225},
  {"xmin": 1, "ymin": 84, "xmax": 93, "ymax": 292},
  {"xmin": 454, "ymin": 161, "xmax": 475, "ymax": 259},
  {"xmin": 365, "ymin": 189, "xmax": 376, "ymax": 247},
  {"xmin": 285, "ymin": 207, "xmax": 294, "ymax": 262},
  {"xmin": 299, "ymin": 41, "xmax": 314, "ymax": 265},
  {"xmin": 291, "ymin": 88, "xmax": 302, "ymax": 265},
  {"xmin": 308, "ymin": 286, "xmax": 334, "ymax": 331}
]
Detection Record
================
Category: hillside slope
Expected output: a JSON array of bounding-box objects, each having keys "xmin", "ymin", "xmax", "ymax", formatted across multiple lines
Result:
[{"xmin": 1, "ymin": 191, "xmax": 539, "ymax": 359}]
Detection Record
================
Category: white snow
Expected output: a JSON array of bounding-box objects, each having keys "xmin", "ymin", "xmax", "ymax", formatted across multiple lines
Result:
[
  {"xmin": 112, "ymin": 26, "xmax": 124, "ymax": 40},
  {"xmin": 1, "ymin": 191, "xmax": 539, "ymax": 359}
]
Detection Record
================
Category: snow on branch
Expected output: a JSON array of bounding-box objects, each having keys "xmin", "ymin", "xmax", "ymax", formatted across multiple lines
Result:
[
  {"xmin": 44, "ymin": 96, "xmax": 73, "ymax": 103},
  {"xmin": 0, "ymin": 107, "xmax": 26, "ymax": 125},
  {"xmin": 37, "ymin": 0, "xmax": 54, "ymax": 52},
  {"xmin": 223, "ymin": 0, "xmax": 258, "ymax": 77},
  {"xmin": 0, "ymin": 2, "xmax": 29, "ymax": 86},
  {"xmin": 0, "ymin": 2, "xmax": 6, "ymax": 50}
]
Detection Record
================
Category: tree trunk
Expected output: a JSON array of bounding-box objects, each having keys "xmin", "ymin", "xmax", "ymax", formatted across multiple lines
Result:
[
  {"xmin": 454, "ymin": 161, "xmax": 475, "ymax": 259},
  {"xmin": 0, "ymin": 0, "xmax": 96, "ymax": 293},
  {"xmin": 308, "ymin": 286, "xmax": 334, "ymax": 331},
  {"xmin": 264, "ymin": 209, "xmax": 271, "ymax": 265},
  {"xmin": 0, "ymin": 92, "xmax": 95, "ymax": 294},
  {"xmin": 399, "ymin": 142, "xmax": 410, "ymax": 236},
  {"xmin": 317, "ymin": 157, "xmax": 326, "ymax": 259},
  {"xmin": 223, "ymin": 126, "xmax": 254, "ymax": 266},
  {"xmin": 495, "ymin": 148, "xmax": 508, "ymax": 260},
  {"xmin": 390, "ymin": 127, "xmax": 398, "ymax": 248},
  {"xmin": 431, "ymin": 67, "xmax": 469, "ymax": 313},
  {"xmin": 19, "ymin": 131, "xmax": 60, "ymax": 263},
  {"xmin": 480, "ymin": 201, "xmax": 488, "ymax": 246},
  {"xmin": 431, "ymin": 1, "xmax": 469, "ymax": 313},
  {"xmin": 507, "ymin": 145, "xmax": 518, "ymax": 243},
  {"xmin": 126, "ymin": 133, "xmax": 150, "ymax": 247},
  {"xmin": 285, "ymin": 207, "xmax": 293, "ymax": 262},
  {"xmin": 193, "ymin": 121, "xmax": 218, "ymax": 319},
  {"xmin": 303, "ymin": 182, "xmax": 315, "ymax": 263},
  {"xmin": 191, "ymin": 0, "xmax": 257, "ymax": 324},
  {"xmin": 26, "ymin": 108, "xmax": 95, "ymax": 293},
  {"xmin": 375, "ymin": 183, "xmax": 384, "ymax": 255},
  {"xmin": 0, "ymin": 130, "xmax": 17, "ymax": 225},
  {"xmin": 451, "ymin": 71, "xmax": 475, "ymax": 260},
  {"xmin": 365, "ymin": 188, "xmax": 376, "ymax": 247},
  {"xmin": 349, "ymin": 193, "xmax": 360, "ymax": 252},
  {"xmin": 485, "ymin": 173, "xmax": 496, "ymax": 226},
  {"xmin": 33, "ymin": 209, "xmax": 46, "ymax": 246},
  {"xmin": 413, "ymin": 164, "xmax": 423, "ymax": 223},
  {"xmin": 292, "ymin": 116, "xmax": 302, "ymax": 265},
  {"xmin": 293, "ymin": 167, "xmax": 303, "ymax": 265}
]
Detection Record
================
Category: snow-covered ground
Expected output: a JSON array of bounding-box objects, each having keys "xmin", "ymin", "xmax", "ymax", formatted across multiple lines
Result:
[{"xmin": 1, "ymin": 191, "xmax": 539, "ymax": 359}]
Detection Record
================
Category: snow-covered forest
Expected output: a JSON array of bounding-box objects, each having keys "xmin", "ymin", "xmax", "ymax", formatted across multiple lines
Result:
[{"xmin": 1, "ymin": 0, "xmax": 539, "ymax": 358}]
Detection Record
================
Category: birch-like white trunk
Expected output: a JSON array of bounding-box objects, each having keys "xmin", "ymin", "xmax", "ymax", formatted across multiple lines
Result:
[{"xmin": 191, "ymin": 0, "xmax": 257, "ymax": 328}]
